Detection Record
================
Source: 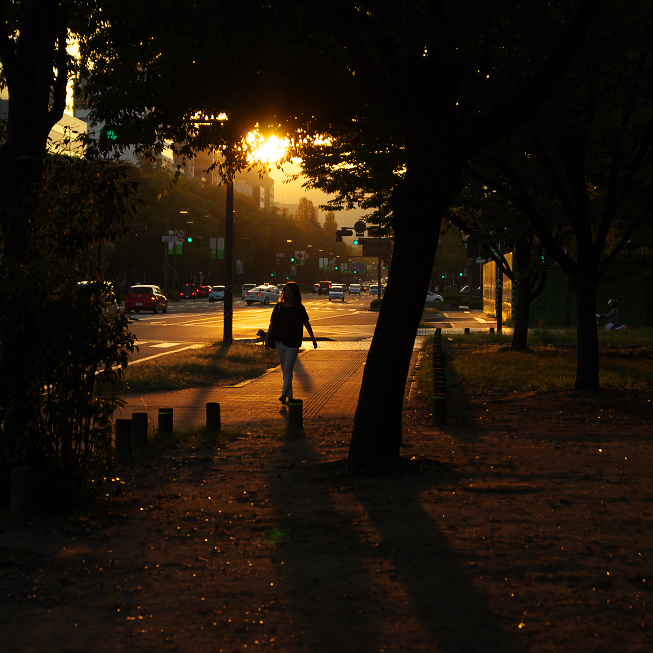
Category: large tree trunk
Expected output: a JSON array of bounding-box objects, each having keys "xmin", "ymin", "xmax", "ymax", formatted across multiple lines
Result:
[
  {"xmin": 510, "ymin": 239, "xmax": 548, "ymax": 350},
  {"xmin": 0, "ymin": 0, "xmax": 67, "ymax": 468},
  {"xmin": 644, "ymin": 283, "xmax": 653, "ymax": 327},
  {"xmin": 348, "ymin": 161, "xmax": 458, "ymax": 470},
  {"xmin": 573, "ymin": 271, "xmax": 600, "ymax": 390},
  {"xmin": 511, "ymin": 281, "xmax": 532, "ymax": 350}
]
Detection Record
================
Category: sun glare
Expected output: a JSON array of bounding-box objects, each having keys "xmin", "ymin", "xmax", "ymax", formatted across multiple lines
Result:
[{"xmin": 247, "ymin": 133, "xmax": 290, "ymax": 167}]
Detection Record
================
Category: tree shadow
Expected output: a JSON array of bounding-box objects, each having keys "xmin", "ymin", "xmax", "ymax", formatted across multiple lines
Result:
[{"xmin": 265, "ymin": 434, "xmax": 527, "ymax": 652}]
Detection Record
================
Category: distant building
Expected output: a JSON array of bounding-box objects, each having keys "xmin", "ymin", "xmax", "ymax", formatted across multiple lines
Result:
[
  {"xmin": 1, "ymin": 88, "xmax": 88, "ymax": 155},
  {"xmin": 173, "ymin": 151, "xmax": 275, "ymax": 211}
]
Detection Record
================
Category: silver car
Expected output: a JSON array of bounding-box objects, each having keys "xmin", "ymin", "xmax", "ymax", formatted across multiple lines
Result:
[
  {"xmin": 328, "ymin": 284, "xmax": 345, "ymax": 302},
  {"xmin": 209, "ymin": 285, "xmax": 225, "ymax": 302},
  {"xmin": 245, "ymin": 285, "xmax": 281, "ymax": 305},
  {"xmin": 241, "ymin": 283, "xmax": 256, "ymax": 299},
  {"xmin": 348, "ymin": 283, "xmax": 361, "ymax": 295}
]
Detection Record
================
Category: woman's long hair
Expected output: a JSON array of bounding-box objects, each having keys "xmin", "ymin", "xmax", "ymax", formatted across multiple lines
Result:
[{"xmin": 281, "ymin": 281, "xmax": 302, "ymax": 304}]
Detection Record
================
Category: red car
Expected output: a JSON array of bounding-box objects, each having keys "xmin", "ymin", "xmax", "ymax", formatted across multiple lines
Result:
[
  {"xmin": 125, "ymin": 285, "xmax": 168, "ymax": 314},
  {"xmin": 196, "ymin": 285, "xmax": 211, "ymax": 298}
]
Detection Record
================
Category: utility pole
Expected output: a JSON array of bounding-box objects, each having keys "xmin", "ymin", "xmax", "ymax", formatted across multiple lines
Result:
[
  {"xmin": 164, "ymin": 210, "xmax": 169, "ymax": 295},
  {"xmin": 223, "ymin": 175, "xmax": 234, "ymax": 343}
]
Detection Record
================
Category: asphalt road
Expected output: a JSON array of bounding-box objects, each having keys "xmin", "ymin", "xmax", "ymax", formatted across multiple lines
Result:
[
  {"xmin": 126, "ymin": 294, "xmax": 497, "ymax": 363},
  {"xmin": 127, "ymin": 293, "xmax": 379, "ymax": 362}
]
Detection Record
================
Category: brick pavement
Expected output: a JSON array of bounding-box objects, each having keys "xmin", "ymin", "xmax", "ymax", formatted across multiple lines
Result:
[{"xmin": 113, "ymin": 339, "xmax": 422, "ymax": 432}]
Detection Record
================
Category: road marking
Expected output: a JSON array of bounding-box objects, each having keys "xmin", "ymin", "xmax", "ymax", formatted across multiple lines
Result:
[{"xmin": 149, "ymin": 342, "xmax": 184, "ymax": 348}]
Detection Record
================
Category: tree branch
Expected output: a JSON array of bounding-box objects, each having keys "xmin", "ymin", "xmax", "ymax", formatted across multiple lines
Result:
[
  {"xmin": 0, "ymin": 3, "xmax": 17, "ymax": 85},
  {"xmin": 461, "ymin": 0, "xmax": 604, "ymax": 158},
  {"xmin": 45, "ymin": 8, "xmax": 67, "ymax": 133},
  {"xmin": 598, "ymin": 203, "xmax": 653, "ymax": 278}
]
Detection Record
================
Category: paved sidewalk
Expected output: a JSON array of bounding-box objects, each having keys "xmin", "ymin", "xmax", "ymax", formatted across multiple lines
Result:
[{"xmin": 114, "ymin": 340, "xmax": 422, "ymax": 431}]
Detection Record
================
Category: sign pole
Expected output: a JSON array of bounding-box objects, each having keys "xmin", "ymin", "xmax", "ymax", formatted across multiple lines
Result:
[{"xmin": 224, "ymin": 177, "xmax": 234, "ymax": 343}]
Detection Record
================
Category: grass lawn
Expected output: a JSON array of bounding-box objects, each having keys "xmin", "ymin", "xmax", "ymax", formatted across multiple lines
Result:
[
  {"xmin": 121, "ymin": 341, "xmax": 280, "ymax": 393},
  {"xmin": 419, "ymin": 328, "xmax": 653, "ymax": 396}
]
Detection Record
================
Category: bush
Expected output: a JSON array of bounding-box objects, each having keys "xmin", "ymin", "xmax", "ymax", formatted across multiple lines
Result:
[
  {"xmin": 370, "ymin": 298, "xmax": 383, "ymax": 308},
  {"xmin": 0, "ymin": 151, "xmax": 139, "ymax": 500}
]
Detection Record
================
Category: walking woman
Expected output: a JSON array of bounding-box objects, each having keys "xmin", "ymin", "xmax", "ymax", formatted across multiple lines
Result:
[{"xmin": 267, "ymin": 281, "xmax": 317, "ymax": 404}]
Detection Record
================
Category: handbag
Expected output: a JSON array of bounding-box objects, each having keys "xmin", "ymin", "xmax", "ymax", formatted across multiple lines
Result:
[{"xmin": 265, "ymin": 305, "xmax": 281, "ymax": 349}]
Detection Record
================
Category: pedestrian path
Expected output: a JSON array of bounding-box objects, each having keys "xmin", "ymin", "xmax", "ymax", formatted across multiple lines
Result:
[{"xmin": 113, "ymin": 339, "xmax": 421, "ymax": 431}]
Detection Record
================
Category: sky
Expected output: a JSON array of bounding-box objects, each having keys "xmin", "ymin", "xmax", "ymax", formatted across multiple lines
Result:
[{"xmin": 260, "ymin": 147, "xmax": 367, "ymax": 227}]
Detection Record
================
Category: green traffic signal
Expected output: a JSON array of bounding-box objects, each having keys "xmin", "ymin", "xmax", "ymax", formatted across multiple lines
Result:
[
  {"xmin": 353, "ymin": 239, "xmax": 360, "ymax": 245},
  {"xmin": 187, "ymin": 236, "xmax": 193, "ymax": 243}
]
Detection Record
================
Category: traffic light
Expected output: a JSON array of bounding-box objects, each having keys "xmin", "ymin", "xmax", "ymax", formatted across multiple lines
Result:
[
  {"xmin": 290, "ymin": 256, "xmax": 295, "ymax": 262},
  {"xmin": 186, "ymin": 236, "xmax": 193, "ymax": 244},
  {"xmin": 195, "ymin": 236, "xmax": 202, "ymax": 247},
  {"xmin": 353, "ymin": 238, "xmax": 360, "ymax": 245}
]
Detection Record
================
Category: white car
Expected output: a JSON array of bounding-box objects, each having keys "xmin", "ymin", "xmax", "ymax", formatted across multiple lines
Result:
[
  {"xmin": 348, "ymin": 283, "xmax": 361, "ymax": 295},
  {"xmin": 245, "ymin": 285, "xmax": 281, "ymax": 305},
  {"xmin": 426, "ymin": 291, "xmax": 444, "ymax": 302},
  {"xmin": 208, "ymin": 285, "xmax": 225, "ymax": 302},
  {"xmin": 328, "ymin": 284, "xmax": 345, "ymax": 302},
  {"xmin": 369, "ymin": 284, "xmax": 382, "ymax": 296}
]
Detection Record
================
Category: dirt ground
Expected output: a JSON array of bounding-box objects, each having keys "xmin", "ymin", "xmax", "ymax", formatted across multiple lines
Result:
[{"xmin": 1, "ymin": 388, "xmax": 652, "ymax": 653}]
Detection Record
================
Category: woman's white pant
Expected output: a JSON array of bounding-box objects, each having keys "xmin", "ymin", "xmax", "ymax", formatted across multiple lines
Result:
[{"xmin": 276, "ymin": 342, "xmax": 299, "ymax": 399}]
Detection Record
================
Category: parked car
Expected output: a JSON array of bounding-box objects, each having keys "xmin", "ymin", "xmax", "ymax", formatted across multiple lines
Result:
[
  {"xmin": 426, "ymin": 291, "xmax": 444, "ymax": 302},
  {"xmin": 76, "ymin": 281, "xmax": 119, "ymax": 317},
  {"xmin": 125, "ymin": 285, "xmax": 168, "ymax": 314},
  {"xmin": 180, "ymin": 283, "xmax": 197, "ymax": 299},
  {"xmin": 196, "ymin": 285, "xmax": 211, "ymax": 298},
  {"xmin": 244, "ymin": 285, "xmax": 281, "ymax": 305},
  {"xmin": 241, "ymin": 283, "xmax": 256, "ymax": 299},
  {"xmin": 317, "ymin": 281, "xmax": 333, "ymax": 295},
  {"xmin": 209, "ymin": 285, "xmax": 225, "ymax": 302},
  {"xmin": 329, "ymin": 284, "xmax": 345, "ymax": 302},
  {"xmin": 348, "ymin": 283, "xmax": 361, "ymax": 295}
]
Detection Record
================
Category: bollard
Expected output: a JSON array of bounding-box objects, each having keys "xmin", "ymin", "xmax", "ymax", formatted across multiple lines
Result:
[
  {"xmin": 132, "ymin": 412, "xmax": 149, "ymax": 449},
  {"xmin": 206, "ymin": 402, "xmax": 221, "ymax": 434},
  {"xmin": 464, "ymin": 327, "xmax": 470, "ymax": 335},
  {"xmin": 489, "ymin": 327, "xmax": 495, "ymax": 335},
  {"xmin": 158, "ymin": 408, "xmax": 173, "ymax": 437},
  {"xmin": 10, "ymin": 467, "xmax": 35, "ymax": 515},
  {"xmin": 115, "ymin": 419, "xmax": 132, "ymax": 463},
  {"xmin": 288, "ymin": 399, "xmax": 304, "ymax": 431}
]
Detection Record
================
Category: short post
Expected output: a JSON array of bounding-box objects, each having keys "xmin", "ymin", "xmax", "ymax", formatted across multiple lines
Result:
[
  {"xmin": 432, "ymin": 328, "xmax": 446, "ymax": 427},
  {"xmin": 206, "ymin": 402, "xmax": 221, "ymax": 434},
  {"xmin": 489, "ymin": 327, "xmax": 495, "ymax": 335},
  {"xmin": 10, "ymin": 467, "xmax": 35, "ymax": 515},
  {"xmin": 464, "ymin": 327, "xmax": 470, "ymax": 335},
  {"xmin": 115, "ymin": 418, "xmax": 132, "ymax": 463},
  {"xmin": 132, "ymin": 412, "xmax": 149, "ymax": 449},
  {"xmin": 288, "ymin": 399, "xmax": 304, "ymax": 432},
  {"xmin": 158, "ymin": 408, "xmax": 173, "ymax": 437}
]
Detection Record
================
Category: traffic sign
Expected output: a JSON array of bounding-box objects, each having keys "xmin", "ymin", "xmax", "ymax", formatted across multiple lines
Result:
[
  {"xmin": 176, "ymin": 229, "xmax": 186, "ymax": 241},
  {"xmin": 162, "ymin": 235, "xmax": 176, "ymax": 243}
]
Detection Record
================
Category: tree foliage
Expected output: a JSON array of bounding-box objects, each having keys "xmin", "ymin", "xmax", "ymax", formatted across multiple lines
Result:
[{"xmin": 0, "ymin": 150, "xmax": 139, "ymax": 489}]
